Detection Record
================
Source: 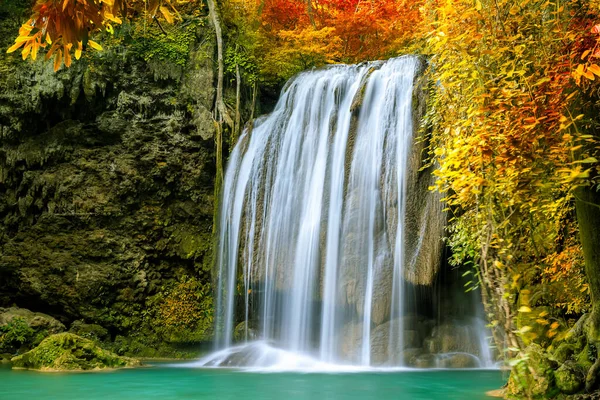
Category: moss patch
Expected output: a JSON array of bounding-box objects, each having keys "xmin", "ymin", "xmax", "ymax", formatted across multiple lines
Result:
[{"xmin": 11, "ymin": 333, "xmax": 141, "ymax": 371}]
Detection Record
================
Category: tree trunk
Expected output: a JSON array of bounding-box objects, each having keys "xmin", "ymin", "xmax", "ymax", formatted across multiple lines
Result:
[
  {"xmin": 234, "ymin": 62, "xmax": 241, "ymax": 143},
  {"xmin": 575, "ymin": 184, "xmax": 600, "ymax": 391},
  {"xmin": 206, "ymin": 0, "xmax": 231, "ymax": 128}
]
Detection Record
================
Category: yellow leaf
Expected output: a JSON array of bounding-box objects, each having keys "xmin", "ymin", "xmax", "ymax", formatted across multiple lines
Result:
[
  {"xmin": 518, "ymin": 326, "xmax": 532, "ymax": 334},
  {"xmin": 88, "ymin": 40, "xmax": 103, "ymax": 51},
  {"xmin": 15, "ymin": 36, "xmax": 32, "ymax": 44},
  {"xmin": 75, "ymin": 41, "xmax": 82, "ymax": 60},
  {"xmin": 160, "ymin": 6, "xmax": 174, "ymax": 23},
  {"xmin": 475, "ymin": 0, "xmax": 482, "ymax": 10},
  {"xmin": 550, "ymin": 322, "xmax": 560, "ymax": 330},
  {"xmin": 31, "ymin": 40, "xmax": 38, "ymax": 61},
  {"xmin": 62, "ymin": 0, "xmax": 70, "ymax": 11},
  {"xmin": 104, "ymin": 12, "xmax": 122, "ymax": 24},
  {"xmin": 7, "ymin": 41, "xmax": 25, "ymax": 53},
  {"xmin": 518, "ymin": 306, "xmax": 532, "ymax": 313},
  {"xmin": 45, "ymin": 34, "xmax": 52, "ymax": 45}
]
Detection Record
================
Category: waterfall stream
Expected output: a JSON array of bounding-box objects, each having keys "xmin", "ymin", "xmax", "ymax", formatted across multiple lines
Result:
[{"xmin": 200, "ymin": 56, "xmax": 495, "ymax": 370}]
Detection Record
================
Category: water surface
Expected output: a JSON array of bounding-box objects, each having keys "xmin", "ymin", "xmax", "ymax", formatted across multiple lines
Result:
[{"xmin": 0, "ymin": 364, "xmax": 505, "ymax": 399}]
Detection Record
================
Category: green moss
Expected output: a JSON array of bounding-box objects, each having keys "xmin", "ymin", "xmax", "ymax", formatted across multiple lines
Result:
[{"xmin": 11, "ymin": 333, "xmax": 140, "ymax": 371}]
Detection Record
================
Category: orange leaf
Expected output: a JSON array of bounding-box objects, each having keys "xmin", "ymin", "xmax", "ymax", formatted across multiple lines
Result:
[
  {"xmin": 160, "ymin": 6, "xmax": 174, "ymax": 23},
  {"xmin": 54, "ymin": 49, "xmax": 62, "ymax": 72},
  {"xmin": 64, "ymin": 45, "xmax": 72, "ymax": 67},
  {"xmin": 588, "ymin": 64, "xmax": 600, "ymax": 77}
]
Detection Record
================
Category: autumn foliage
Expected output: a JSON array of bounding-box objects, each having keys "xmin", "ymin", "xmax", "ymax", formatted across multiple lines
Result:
[
  {"xmin": 421, "ymin": 0, "xmax": 600, "ymax": 350},
  {"xmin": 7, "ymin": 0, "xmax": 180, "ymax": 71}
]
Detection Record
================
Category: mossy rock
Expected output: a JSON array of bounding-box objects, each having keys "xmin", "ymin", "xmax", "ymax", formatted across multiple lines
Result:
[
  {"xmin": 555, "ymin": 361, "xmax": 585, "ymax": 395},
  {"xmin": 553, "ymin": 342, "xmax": 579, "ymax": 364},
  {"xmin": 11, "ymin": 333, "xmax": 141, "ymax": 371},
  {"xmin": 506, "ymin": 344, "xmax": 560, "ymax": 399}
]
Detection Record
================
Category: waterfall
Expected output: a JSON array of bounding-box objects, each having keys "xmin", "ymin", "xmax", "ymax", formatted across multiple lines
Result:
[{"xmin": 204, "ymin": 56, "xmax": 494, "ymax": 369}]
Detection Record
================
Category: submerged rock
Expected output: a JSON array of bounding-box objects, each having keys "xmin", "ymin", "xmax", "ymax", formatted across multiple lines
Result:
[{"xmin": 11, "ymin": 333, "xmax": 140, "ymax": 371}]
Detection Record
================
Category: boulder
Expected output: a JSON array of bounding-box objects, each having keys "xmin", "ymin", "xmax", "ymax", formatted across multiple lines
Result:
[
  {"xmin": 0, "ymin": 307, "xmax": 65, "ymax": 335},
  {"xmin": 0, "ymin": 307, "xmax": 66, "ymax": 353},
  {"xmin": 11, "ymin": 333, "xmax": 141, "ymax": 371}
]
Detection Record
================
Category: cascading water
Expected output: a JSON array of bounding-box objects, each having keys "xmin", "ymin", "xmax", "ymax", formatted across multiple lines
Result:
[{"xmin": 200, "ymin": 56, "xmax": 495, "ymax": 370}]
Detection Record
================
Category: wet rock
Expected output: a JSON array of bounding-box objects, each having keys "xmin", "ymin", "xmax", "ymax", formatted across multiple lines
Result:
[
  {"xmin": 436, "ymin": 352, "xmax": 479, "ymax": 368},
  {"xmin": 425, "ymin": 323, "xmax": 480, "ymax": 355},
  {"xmin": 414, "ymin": 353, "xmax": 435, "ymax": 368},
  {"xmin": 369, "ymin": 320, "xmax": 422, "ymax": 365},
  {"xmin": 338, "ymin": 322, "xmax": 363, "ymax": 363},
  {"xmin": 233, "ymin": 321, "xmax": 258, "ymax": 342},
  {"xmin": 555, "ymin": 361, "xmax": 585, "ymax": 394},
  {"xmin": 11, "ymin": 333, "xmax": 141, "ymax": 371},
  {"xmin": 399, "ymin": 348, "xmax": 424, "ymax": 366}
]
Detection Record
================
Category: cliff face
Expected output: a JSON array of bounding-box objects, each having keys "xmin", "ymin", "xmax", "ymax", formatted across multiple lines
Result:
[{"xmin": 0, "ymin": 7, "xmax": 218, "ymax": 357}]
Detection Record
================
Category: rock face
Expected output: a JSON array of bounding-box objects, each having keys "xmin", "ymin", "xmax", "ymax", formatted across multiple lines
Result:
[
  {"xmin": 0, "ymin": 5, "xmax": 218, "ymax": 357},
  {"xmin": 11, "ymin": 333, "xmax": 140, "ymax": 371}
]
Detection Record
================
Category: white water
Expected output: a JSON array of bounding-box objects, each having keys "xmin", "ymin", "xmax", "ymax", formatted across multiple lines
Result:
[{"xmin": 208, "ymin": 56, "xmax": 494, "ymax": 370}]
